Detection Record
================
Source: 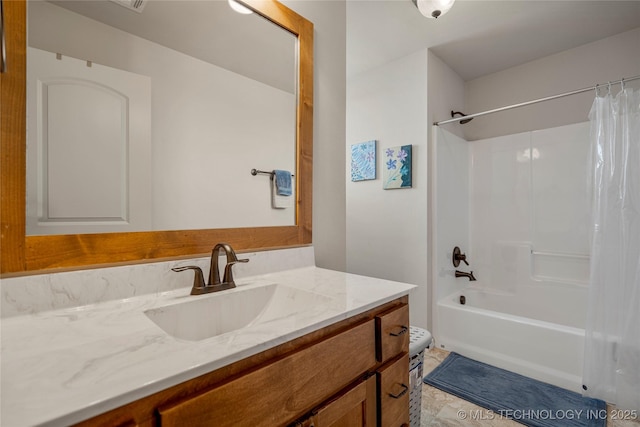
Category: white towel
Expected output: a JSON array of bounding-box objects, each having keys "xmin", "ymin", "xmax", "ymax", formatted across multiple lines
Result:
[{"xmin": 272, "ymin": 177, "xmax": 293, "ymax": 209}]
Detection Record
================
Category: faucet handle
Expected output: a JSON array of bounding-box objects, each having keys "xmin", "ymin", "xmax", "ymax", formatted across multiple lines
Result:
[
  {"xmin": 452, "ymin": 246, "xmax": 469, "ymax": 267},
  {"xmin": 222, "ymin": 258, "xmax": 249, "ymax": 284},
  {"xmin": 172, "ymin": 266, "xmax": 207, "ymax": 294}
]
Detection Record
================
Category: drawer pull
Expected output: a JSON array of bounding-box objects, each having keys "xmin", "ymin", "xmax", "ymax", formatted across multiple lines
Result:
[
  {"xmin": 389, "ymin": 326, "xmax": 408, "ymax": 337},
  {"xmin": 388, "ymin": 383, "xmax": 408, "ymax": 399}
]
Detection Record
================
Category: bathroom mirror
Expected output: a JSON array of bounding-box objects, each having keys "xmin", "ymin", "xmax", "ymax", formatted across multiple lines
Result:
[
  {"xmin": 0, "ymin": 0, "xmax": 313, "ymax": 273},
  {"xmin": 27, "ymin": 0, "xmax": 297, "ymax": 235}
]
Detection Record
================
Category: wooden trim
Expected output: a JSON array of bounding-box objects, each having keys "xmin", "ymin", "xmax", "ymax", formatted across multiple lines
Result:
[
  {"xmin": 243, "ymin": 0, "xmax": 315, "ymax": 246},
  {"xmin": 1, "ymin": 0, "xmax": 313, "ymax": 274},
  {"xmin": 0, "ymin": 0, "xmax": 27, "ymax": 273},
  {"xmin": 298, "ymin": 10, "xmax": 314, "ymax": 245},
  {"xmin": 24, "ymin": 226, "xmax": 302, "ymax": 270}
]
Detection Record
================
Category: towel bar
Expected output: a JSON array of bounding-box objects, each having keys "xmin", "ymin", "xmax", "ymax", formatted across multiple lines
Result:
[{"xmin": 251, "ymin": 169, "xmax": 294, "ymax": 177}]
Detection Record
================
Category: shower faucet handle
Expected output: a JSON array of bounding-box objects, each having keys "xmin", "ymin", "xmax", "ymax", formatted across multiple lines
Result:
[{"xmin": 452, "ymin": 246, "xmax": 469, "ymax": 267}]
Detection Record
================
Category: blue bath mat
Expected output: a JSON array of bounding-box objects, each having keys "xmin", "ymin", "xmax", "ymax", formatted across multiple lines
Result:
[{"xmin": 424, "ymin": 352, "xmax": 606, "ymax": 427}]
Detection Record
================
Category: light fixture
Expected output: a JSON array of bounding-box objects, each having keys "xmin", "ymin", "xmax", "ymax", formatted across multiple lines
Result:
[
  {"xmin": 109, "ymin": 0, "xmax": 147, "ymax": 13},
  {"xmin": 228, "ymin": 0, "xmax": 253, "ymax": 15},
  {"xmin": 412, "ymin": 0, "xmax": 455, "ymax": 19}
]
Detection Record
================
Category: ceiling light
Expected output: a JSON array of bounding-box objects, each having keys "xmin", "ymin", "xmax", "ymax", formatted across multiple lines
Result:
[
  {"xmin": 109, "ymin": 0, "xmax": 147, "ymax": 13},
  {"xmin": 228, "ymin": 0, "xmax": 253, "ymax": 15},
  {"xmin": 412, "ymin": 0, "xmax": 455, "ymax": 19}
]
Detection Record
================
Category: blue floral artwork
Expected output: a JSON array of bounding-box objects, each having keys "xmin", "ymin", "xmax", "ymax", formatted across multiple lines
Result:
[
  {"xmin": 351, "ymin": 140, "xmax": 376, "ymax": 182},
  {"xmin": 383, "ymin": 145, "xmax": 412, "ymax": 189}
]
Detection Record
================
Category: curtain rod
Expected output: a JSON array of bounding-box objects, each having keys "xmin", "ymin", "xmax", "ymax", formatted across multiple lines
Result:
[{"xmin": 434, "ymin": 74, "xmax": 640, "ymax": 126}]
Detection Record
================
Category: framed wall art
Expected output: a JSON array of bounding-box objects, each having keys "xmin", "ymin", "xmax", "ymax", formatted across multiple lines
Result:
[
  {"xmin": 350, "ymin": 140, "xmax": 377, "ymax": 182},
  {"xmin": 383, "ymin": 145, "xmax": 412, "ymax": 189}
]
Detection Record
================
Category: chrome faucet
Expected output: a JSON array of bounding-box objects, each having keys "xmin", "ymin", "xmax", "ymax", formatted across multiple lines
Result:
[
  {"xmin": 171, "ymin": 243, "xmax": 249, "ymax": 295},
  {"xmin": 455, "ymin": 270, "xmax": 476, "ymax": 281}
]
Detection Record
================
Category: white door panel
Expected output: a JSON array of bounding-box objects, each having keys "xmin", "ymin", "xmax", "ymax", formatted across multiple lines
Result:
[{"xmin": 27, "ymin": 47, "xmax": 151, "ymax": 235}]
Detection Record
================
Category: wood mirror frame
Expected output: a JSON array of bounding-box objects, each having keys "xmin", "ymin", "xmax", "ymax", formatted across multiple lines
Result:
[{"xmin": 0, "ymin": 0, "xmax": 313, "ymax": 274}]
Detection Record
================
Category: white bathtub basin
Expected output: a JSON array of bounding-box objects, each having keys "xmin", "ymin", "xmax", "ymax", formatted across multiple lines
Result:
[{"xmin": 144, "ymin": 283, "xmax": 331, "ymax": 341}]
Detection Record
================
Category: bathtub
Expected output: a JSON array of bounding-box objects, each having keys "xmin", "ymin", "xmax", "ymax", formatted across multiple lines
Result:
[{"xmin": 436, "ymin": 285, "xmax": 586, "ymax": 393}]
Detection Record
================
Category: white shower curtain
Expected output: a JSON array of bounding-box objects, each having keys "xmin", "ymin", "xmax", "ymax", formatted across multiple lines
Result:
[{"xmin": 583, "ymin": 86, "xmax": 640, "ymax": 410}]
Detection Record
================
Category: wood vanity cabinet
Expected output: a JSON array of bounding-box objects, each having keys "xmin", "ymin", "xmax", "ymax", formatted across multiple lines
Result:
[
  {"xmin": 73, "ymin": 297, "xmax": 409, "ymax": 427},
  {"xmin": 377, "ymin": 354, "xmax": 411, "ymax": 427},
  {"xmin": 375, "ymin": 304, "xmax": 411, "ymax": 427},
  {"xmin": 293, "ymin": 375, "xmax": 377, "ymax": 427}
]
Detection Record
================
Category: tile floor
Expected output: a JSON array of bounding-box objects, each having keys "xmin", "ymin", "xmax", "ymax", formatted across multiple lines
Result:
[{"xmin": 419, "ymin": 348, "xmax": 640, "ymax": 427}]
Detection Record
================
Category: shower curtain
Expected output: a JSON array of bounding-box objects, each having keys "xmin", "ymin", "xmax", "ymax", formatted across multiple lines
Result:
[{"xmin": 583, "ymin": 85, "xmax": 640, "ymax": 410}]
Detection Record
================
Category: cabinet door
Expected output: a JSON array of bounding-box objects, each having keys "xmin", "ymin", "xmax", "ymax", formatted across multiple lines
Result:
[
  {"xmin": 377, "ymin": 354, "xmax": 410, "ymax": 427},
  {"xmin": 298, "ymin": 376, "xmax": 376, "ymax": 427},
  {"xmin": 376, "ymin": 305, "xmax": 409, "ymax": 363},
  {"xmin": 157, "ymin": 320, "xmax": 376, "ymax": 427}
]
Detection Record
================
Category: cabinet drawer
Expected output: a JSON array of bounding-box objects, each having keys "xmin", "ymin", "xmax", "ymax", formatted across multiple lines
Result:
[
  {"xmin": 158, "ymin": 320, "xmax": 376, "ymax": 427},
  {"xmin": 300, "ymin": 375, "xmax": 377, "ymax": 427},
  {"xmin": 377, "ymin": 354, "xmax": 410, "ymax": 427},
  {"xmin": 375, "ymin": 304, "xmax": 409, "ymax": 362}
]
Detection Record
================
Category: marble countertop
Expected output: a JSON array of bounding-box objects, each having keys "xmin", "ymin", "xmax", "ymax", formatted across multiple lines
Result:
[{"xmin": 1, "ymin": 266, "xmax": 415, "ymax": 427}]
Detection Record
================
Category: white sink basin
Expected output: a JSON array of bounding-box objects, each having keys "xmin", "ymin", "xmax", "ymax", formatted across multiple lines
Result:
[{"xmin": 145, "ymin": 284, "xmax": 331, "ymax": 341}]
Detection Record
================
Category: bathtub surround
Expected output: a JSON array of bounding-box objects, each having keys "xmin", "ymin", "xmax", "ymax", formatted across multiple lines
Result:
[
  {"xmin": 433, "ymin": 122, "xmax": 593, "ymax": 393},
  {"xmin": 431, "ymin": 127, "xmax": 469, "ymax": 343},
  {"xmin": 583, "ymin": 87, "xmax": 640, "ymax": 410},
  {"xmin": 437, "ymin": 286, "xmax": 586, "ymax": 393}
]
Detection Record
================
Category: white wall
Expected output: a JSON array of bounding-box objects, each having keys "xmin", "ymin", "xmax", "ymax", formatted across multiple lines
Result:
[
  {"xmin": 346, "ymin": 50, "xmax": 429, "ymax": 329},
  {"xmin": 464, "ymin": 27, "xmax": 640, "ymax": 141},
  {"xmin": 345, "ymin": 49, "xmax": 466, "ymax": 331},
  {"xmin": 427, "ymin": 52, "xmax": 466, "ymax": 140},
  {"xmin": 284, "ymin": 0, "xmax": 347, "ymax": 272}
]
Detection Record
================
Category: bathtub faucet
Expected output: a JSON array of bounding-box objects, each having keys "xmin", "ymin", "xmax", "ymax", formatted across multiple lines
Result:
[{"xmin": 455, "ymin": 270, "xmax": 476, "ymax": 281}]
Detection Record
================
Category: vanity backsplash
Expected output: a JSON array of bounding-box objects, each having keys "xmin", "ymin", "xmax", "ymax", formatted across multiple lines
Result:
[{"xmin": 1, "ymin": 246, "xmax": 315, "ymax": 318}]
